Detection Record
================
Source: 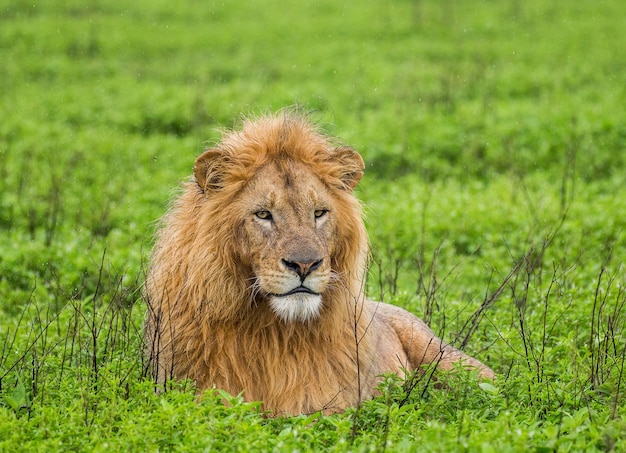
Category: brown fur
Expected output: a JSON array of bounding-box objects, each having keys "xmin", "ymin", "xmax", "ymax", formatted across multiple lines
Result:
[{"xmin": 144, "ymin": 112, "xmax": 494, "ymax": 416}]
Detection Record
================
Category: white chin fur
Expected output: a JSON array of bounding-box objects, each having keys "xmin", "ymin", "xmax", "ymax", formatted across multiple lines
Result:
[{"xmin": 269, "ymin": 294, "xmax": 322, "ymax": 323}]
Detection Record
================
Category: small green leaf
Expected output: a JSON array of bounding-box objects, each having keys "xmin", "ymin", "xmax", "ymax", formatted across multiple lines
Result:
[
  {"xmin": 478, "ymin": 382, "xmax": 498, "ymax": 395},
  {"xmin": 3, "ymin": 380, "xmax": 27, "ymax": 412}
]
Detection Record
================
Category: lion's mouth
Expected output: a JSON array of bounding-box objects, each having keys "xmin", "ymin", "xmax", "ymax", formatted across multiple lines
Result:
[{"xmin": 274, "ymin": 286, "xmax": 319, "ymax": 297}]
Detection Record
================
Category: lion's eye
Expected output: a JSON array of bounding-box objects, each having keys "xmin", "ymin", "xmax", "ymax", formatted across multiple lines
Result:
[
  {"xmin": 314, "ymin": 209, "xmax": 328, "ymax": 219},
  {"xmin": 255, "ymin": 210, "xmax": 272, "ymax": 221}
]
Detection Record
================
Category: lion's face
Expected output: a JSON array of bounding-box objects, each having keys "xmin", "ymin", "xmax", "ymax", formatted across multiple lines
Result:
[
  {"xmin": 235, "ymin": 161, "xmax": 338, "ymax": 323},
  {"xmin": 189, "ymin": 115, "xmax": 366, "ymax": 325}
]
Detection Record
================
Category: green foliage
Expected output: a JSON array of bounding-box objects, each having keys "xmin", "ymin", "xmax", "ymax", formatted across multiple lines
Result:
[{"xmin": 1, "ymin": 0, "xmax": 626, "ymax": 450}]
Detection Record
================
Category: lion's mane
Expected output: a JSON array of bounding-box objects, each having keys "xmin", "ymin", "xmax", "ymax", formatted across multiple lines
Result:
[{"xmin": 145, "ymin": 113, "xmax": 377, "ymax": 414}]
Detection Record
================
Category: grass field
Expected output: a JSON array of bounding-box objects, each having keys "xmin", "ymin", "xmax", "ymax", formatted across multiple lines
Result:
[{"xmin": 1, "ymin": 0, "xmax": 626, "ymax": 451}]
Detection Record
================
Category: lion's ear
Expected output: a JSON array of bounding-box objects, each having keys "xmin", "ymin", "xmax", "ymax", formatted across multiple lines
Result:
[
  {"xmin": 194, "ymin": 149, "xmax": 227, "ymax": 192},
  {"xmin": 331, "ymin": 146, "xmax": 365, "ymax": 190}
]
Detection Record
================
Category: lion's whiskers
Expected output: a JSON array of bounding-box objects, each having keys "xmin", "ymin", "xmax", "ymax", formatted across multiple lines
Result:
[{"xmin": 246, "ymin": 276, "xmax": 263, "ymax": 303}]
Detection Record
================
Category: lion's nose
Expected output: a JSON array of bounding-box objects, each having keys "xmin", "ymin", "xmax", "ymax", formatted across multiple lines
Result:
[{"xmin": 282, "ymin": 257, "xmax": 323, "ymax": 281}]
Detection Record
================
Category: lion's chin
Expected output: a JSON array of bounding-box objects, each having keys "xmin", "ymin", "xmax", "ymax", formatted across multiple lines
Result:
[{"xmin": 269, "ymin": 293, "xmax": 322, "ymax": 323}]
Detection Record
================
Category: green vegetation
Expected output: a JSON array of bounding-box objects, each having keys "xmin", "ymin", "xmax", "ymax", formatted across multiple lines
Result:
[{"xmin": 1, "ymin": 0, "xmax": 625, "ymax": 450}]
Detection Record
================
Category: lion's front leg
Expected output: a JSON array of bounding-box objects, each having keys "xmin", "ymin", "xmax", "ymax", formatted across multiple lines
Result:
[{"xmin": 369, "ymin": 301, "xmax": 494, "ymax": 380}]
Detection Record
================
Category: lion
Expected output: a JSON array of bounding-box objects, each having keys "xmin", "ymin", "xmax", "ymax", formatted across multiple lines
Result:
[{"xmin": 144, "ymin": 112, "xmax": 494, "ymax": 416}]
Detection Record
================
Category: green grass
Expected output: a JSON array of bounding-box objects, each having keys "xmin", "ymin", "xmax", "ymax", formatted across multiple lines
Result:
[{"xmin": 1, "ymin": 0, "xmax": 626, "ymax": 451}]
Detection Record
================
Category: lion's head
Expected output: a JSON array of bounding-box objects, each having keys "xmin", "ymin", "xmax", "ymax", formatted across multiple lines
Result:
[{"xmin": 189, "ymin": 113, "xmax": 366, "ymax": 323}]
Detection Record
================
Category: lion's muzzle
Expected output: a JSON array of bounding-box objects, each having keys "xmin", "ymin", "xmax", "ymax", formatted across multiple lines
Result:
[{"xmin": 281, "ymin": 257, "xmax": 323, "ymax": 282}]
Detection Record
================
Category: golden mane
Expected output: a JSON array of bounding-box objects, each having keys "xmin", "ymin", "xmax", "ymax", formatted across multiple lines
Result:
[{"xmin": 145, "ymin": 112, "xmax": 375, "ymax": 414}]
